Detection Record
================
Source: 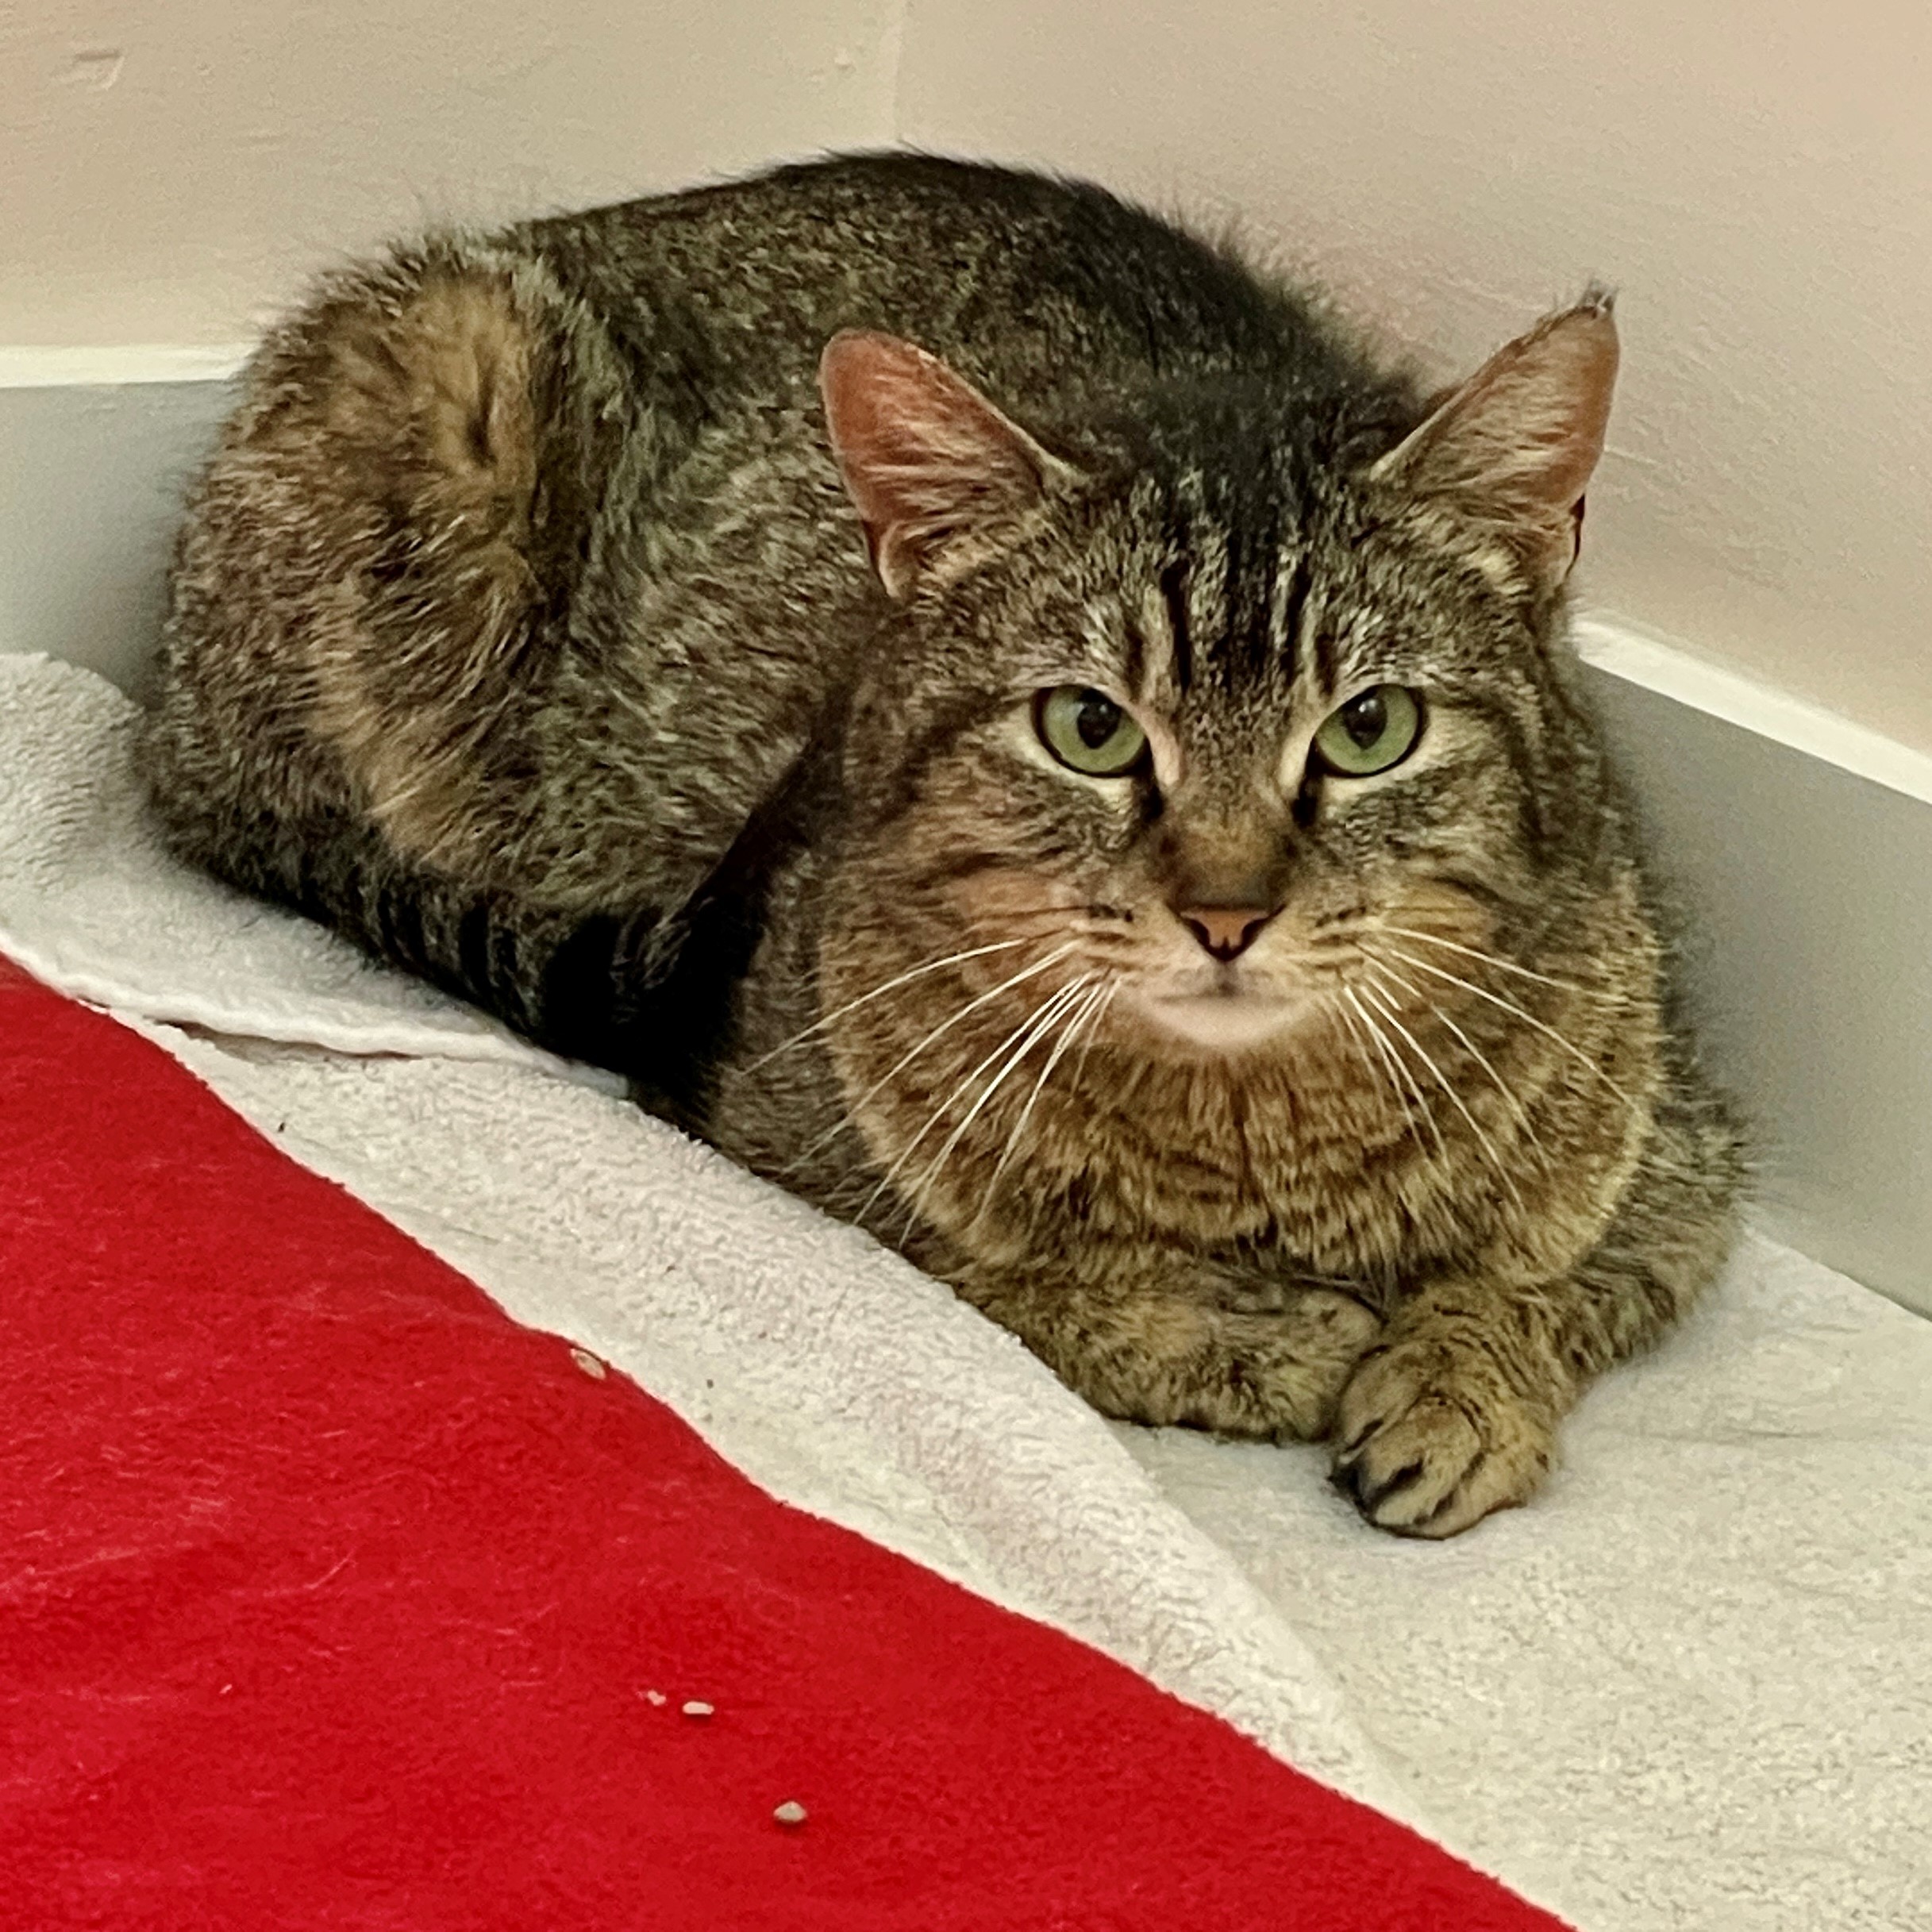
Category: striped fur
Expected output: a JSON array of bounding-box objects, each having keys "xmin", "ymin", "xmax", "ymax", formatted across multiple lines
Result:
[{"xmin": 148, "ymin": 155, "xmax": 1742, "ymax": 1537}]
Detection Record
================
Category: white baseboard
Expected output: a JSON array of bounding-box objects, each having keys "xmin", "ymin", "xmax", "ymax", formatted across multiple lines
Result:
[
  {"xmin": 1575, "ymin": 613, "xmax": 1932, "ymax": 812},
  {"xmin": 0, "ymin": 345, "xmax": 252, "ymax": 390},
  {"xmin": 2, "ymin": 358, "xmax": 1926, "ymax": 1318}
]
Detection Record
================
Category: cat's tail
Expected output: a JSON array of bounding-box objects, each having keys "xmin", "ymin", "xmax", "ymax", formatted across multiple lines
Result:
[{"xmin": 139, "ymin": 772, "xmax": 785, "ymax": 1125}]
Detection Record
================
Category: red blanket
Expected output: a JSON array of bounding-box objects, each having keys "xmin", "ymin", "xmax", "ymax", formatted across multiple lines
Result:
[{"xmin": 0, "ymin": 962, "xmax": 1564, "ymax": 1930}]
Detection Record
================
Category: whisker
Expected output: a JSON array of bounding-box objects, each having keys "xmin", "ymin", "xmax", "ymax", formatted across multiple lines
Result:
[
  {"xmin": 1376, "ymin": 923, "xmax": 1631, "ymax": 1006},
  {"xmin": 1360, "ymin": 975, "xmax": 1525, "ymax": 1209},
  {"xmin": 1332, "ymin": 992, "xmax": 1416, "ymax": 1151},
  {"xmin": 891, "ymin": 977, "xmax": 1097, "ymax": 1247},
  {"xmin": 1342, "ymin": 986, "xmax": 1439, "ymax": 1163},
  {"xmin": 1329, "ymin": 992, "xmax": 1396, "ymax": 1121},
  {"xmin": 742, "ymin": 937, "xmax": 1030, "ymax": 1073},
  {"xmin": 850, "ymin": 972, "xmax": 1085, "ymax": 1237},
  {"xmin": 1366, "ymin": 997, "xmax": 1449, "ymax": 1163},
  {"xmin": 1374, "ymin": 945, "xmax": 1640, "ymax": 1111},
  {"xmin": 1367, "ymin": 956, "xmax": 1555, "ymax": 1170},
  {"xmin": 968, "ymin": 979, "xmax": 1114, "ymax": 1237},
  {"xmin": 774, "ymin": 943, "xmax": 1076, "ymax": 1178},
  {"xmin": 1068, "ymin": 979, "xmax": 1118, "ymax": 1095}
]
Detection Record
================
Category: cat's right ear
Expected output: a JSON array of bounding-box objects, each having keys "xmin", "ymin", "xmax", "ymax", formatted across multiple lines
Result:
[{"xmin": 819, "ymin": 331, "xmax": 1068, "ymax": 599}]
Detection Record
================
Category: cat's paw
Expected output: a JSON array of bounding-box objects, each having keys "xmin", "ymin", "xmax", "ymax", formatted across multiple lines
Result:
[
  {"xmin": 1329, "ymin": 1338, "xmax": 1555, "ymax": 1538},
  {"xmin": 1160, "ymin": 1289, "xmax": 1383, "ymax": 1441},
  {"xmin": 1241, "ymin": 1290, "xmax": 1385, "ymax": 1441}
]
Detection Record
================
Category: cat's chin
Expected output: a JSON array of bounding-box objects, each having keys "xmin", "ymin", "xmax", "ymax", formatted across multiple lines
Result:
[{"xmin": 1133, "ymin": 989, "xmax": 1316, "ymax": 1056}]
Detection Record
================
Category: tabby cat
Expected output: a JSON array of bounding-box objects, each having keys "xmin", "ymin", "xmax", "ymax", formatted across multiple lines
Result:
[{"xmin": 146, "ymin": 153, "xmax": 1743, "ymax": 1537}]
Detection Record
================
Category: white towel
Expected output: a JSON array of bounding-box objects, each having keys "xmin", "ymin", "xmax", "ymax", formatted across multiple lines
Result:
[{"xmin": 4, "ymin": 650, "xmax": 1928, "ymax": 1931}]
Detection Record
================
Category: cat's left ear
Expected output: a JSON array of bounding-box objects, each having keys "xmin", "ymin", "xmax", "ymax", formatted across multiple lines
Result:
[
  {"xmin": 820, "ymin": 330, "xmax": 1071, "ymax": 599},
  {"xmin": 1368, "ymin": 291, "xmax": 1618, "ymax": 593}
]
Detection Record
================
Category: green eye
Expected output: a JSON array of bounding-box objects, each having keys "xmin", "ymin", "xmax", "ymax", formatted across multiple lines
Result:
[
  {"xmin": 1313, "ymin": 685, "xmax": 1424, "ymax": 777},
  {"xmin": 1034, "ymin": 686, "xmax": 1149, "ymax": 777}
]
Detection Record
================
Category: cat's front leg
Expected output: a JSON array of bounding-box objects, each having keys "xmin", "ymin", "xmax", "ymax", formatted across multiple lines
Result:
[
  {"xmin": 1329, "ymin": 1300, "xmax": 1564, "ymax": 1540},
  {"xmin": 1330, "ymin": 1243, "xmax": 1689, "ymax": 1538},
  {"xmin": 958, "ymin": 1267, "xmax": 1383, "ymax": 1442},
  {"xmin": 1334, "ymin": 1081, "xmax": 1741, "ymax": 1538}
]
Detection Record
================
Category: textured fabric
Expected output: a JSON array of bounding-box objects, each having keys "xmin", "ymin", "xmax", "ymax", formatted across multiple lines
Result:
[
  {"xmin": 0, "ymin": 652, "xmax": 1406, "ymax": 1820},
  {"xmin": 1118, "ymin": 1235, "xmax": 1932, "ymax": 1931},
  {"xmin": 4, "ymin": 652, "xmax": 1930, "ymax": 1929},
  {"xmin": 0, "ymin": 653, "xmax": 606, "ymax": 1076},
  {"xmin": 0, "ymin": 968, "xmax": 1564, "ymax": 1930}
]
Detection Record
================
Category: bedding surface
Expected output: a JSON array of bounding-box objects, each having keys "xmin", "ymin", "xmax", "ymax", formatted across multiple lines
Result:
[
  {"xmin": 4, "ymin": 962, "xmax": 1555, "ymax": 1928},
  {"xmin": 3, "ymin": 651, "xmax": 1928, "ymax": 1930}
]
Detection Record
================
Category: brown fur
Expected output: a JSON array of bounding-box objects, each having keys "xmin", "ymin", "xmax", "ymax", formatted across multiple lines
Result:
[
  {"xmin": 145, "ymin": 156, "xmax": 1745, "ymax": 1538},
  {"xmin": 306, "ymin": 271, "xmax": 545, "ymax": 860}
]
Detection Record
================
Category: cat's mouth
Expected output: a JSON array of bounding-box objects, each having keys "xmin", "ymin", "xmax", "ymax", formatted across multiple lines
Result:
[{"xmin": 1134, "ymin": 979, "xmax": 1318, "ymax": 1053}]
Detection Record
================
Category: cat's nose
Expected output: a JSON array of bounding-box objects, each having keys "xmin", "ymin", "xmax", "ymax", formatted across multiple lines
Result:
[{"xmin": 1176, "ymin": 905, "xmax": 1275, "ymax": 962}]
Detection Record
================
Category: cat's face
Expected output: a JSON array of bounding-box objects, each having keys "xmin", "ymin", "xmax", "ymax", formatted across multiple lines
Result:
[
  {"xmin": 819, "ymin": 312, "xmax": 1619, "ymax": 1077},
  {"xmin": 837, "ymin": 488, "xmax": 1583, "ymax": 1067}
]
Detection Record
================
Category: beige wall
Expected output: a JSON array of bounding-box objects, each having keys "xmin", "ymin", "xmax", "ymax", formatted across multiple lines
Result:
[
  {"xmin": 5, "ymin": 0, "xmax": 1929, "ymax": 752},
  {"xmin": 1, "ymin": 0, "xmax": 901, "ymax": 344},
  {"xmin": 898, "ymin": 0, "xmax": 1932, "ymax": 755}
]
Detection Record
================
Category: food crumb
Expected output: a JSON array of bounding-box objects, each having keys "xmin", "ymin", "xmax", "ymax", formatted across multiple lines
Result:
[
  {"xmin": 642, "ymin": 1690, "xmax": 667, "ymax": 1706},
  {"xmin": 570, "ymin": 1348, "xmax": 607, "ymax": 1379},
  {"xmin": 772, "ymin": 1800, "xmax": 807, "ymax": 1827},
  {"xmin": 681, "ymin": 1699, "xmax": 714, "ymax": 1719}
]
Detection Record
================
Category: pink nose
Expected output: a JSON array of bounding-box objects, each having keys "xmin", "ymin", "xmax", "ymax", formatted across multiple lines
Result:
[{"xmin": 1177, "ymin": 906, "xmax": 1274, "ymax": 962}]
